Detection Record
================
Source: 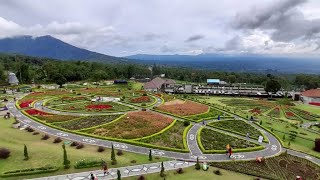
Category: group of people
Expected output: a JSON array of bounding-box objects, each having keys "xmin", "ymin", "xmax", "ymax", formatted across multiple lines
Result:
[
  {"xmin": 226, "ymin": 144, "xmax": 233, "ymax": 158},
  {"xmin": 89, "ymin": 161, "xmax": 109, "ymax": 180}
]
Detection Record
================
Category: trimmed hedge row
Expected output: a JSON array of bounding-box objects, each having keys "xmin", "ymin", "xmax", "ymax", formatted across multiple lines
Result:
[
  {"xmin": 21, "ymin": 110, "xmax": 189, "ymax": 153},
  {"xmin": 182, "ymin": 124, "xmax": 192, "ymax": 149},
  {"xmin": 1, "ymin": 166, "xmax": 58, "ymax": 177},
  {"xmin": 74, "ymin": 159, "xmax": 103, "ymax": 169},
  {"xmin": 197, "ymin": 127, "xmax": 265, "ymax": 154}
]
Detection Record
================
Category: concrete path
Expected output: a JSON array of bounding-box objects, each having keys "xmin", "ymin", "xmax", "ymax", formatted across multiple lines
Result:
[{"xmin": 29, "ymin": 160, "xmax": 194, "ymax": 180}]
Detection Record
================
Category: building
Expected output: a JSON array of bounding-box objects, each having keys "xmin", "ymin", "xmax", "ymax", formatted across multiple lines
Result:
[
  {"xmin": 300, "ymin": 89, "xmax": 320, "ymax": 104},
  {"xmin": 8, "ymin": 72, "xmax": 19, "ymax": 85},
  {"xmin": 207, "ymin": 79, "xmax": 220, "ymax": 85},
  {"xmin": 144, "ymin": 77, "xmax": 176, "ymax": 92}
]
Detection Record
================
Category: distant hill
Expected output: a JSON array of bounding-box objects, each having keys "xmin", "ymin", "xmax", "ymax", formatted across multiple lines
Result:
[
  {"xmin": 127, "ymin": 54, "xmax": 320, "ymax": 74},
  {"xmin": 0, "ymin": 35, "xmax": 126, "ymax": 63}
]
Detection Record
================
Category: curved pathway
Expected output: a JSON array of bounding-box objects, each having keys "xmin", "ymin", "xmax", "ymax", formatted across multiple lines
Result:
[{"xmin": 7, "ymin": 95, "xmax": 320, "ymax": 165}]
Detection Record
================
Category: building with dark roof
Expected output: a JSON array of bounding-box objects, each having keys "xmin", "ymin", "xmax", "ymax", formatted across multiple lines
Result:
[{"xmin": 144, "ymin": 77, "xmax": 176, "ymax": 92}]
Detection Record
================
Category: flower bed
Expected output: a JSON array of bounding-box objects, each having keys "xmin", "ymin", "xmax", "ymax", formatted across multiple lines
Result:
[
  {"xmin": 282, "ymin": 106, "xmax": 300, "ymax": 120},
  {"xmin": 82, "ymin": 111, "xmax": 174, "ymax": 139},
  {"xmin": 19, "ymin": 99, "xmax": 34, "ymax": 108},
  {"xmin": 200, "ymin": 128, "xmax": 259, "ymax": 151},
  {"xmin": 209, "ymin": 153, "xmax": 320, "ymax": 180},
  {"xmin": 51, "ymin": 102, "xmax": 133, "ymax": 112},
  {"xmin": 86, "ymin": 104, "xmax": 113, "ymax": 109},
  {"xmin": 130, "ymin": 96, "xmax": 151, "ymax": 103},
  {"xmin": 289, "ymin": 107, "xmax": 319, "ymax": 120},
  {"xmin": 267, "ymin": 106, "xmax": 280, "ymax": 118},
  {"xmin": 156, "ymin": 100, "xmax": 209, "ymax": 116},
  {"xmin": 54, "ymin": 115, "xmax": 121, "ymax": 130},
  {"xmin": 208, "ymin": 120, "xmax": 264, "ymax": 140},
  {"xmin": 249, "ymin": 107, "xmax": 261, "ymax": 114},
  {"xmin": 35, "ymin": 114, "xmax": 79, "ymax": 123},
  {"xmin": 138, "ymin": 121, "xmax": 185, "ymax": 149},
  {"xmin": 220, "ymin": 99, "xmax": 274, "ymax": 112},
  {"xmin": 25, "ymin": 109, "xmax": 51, "ymax": 116}
]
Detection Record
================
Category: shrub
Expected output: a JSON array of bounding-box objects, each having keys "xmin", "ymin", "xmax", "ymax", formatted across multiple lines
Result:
[
  {"xmin": 32, "ymin": 132, "xmax": 39, "ymax": 135},
  {"xmin": 130, "ymin": 160, "xmax": 137, "ymax": 163},
  {"xmin": 117, "ymin": 149, "xmax": 123, "ymax": 156},
  {"xmin": 195, "ymin": 157, "xmax": 201, "ymax": 170},
  {"xmin": 160, "ymin": 162, "xmax": 165, "ymax": 177},
  {"xmin": 41, "ymin": 134, "xmax": 50, "ymax": 140},
  {"xmin": 184, "ymin": 120, "xmax": 190, "ymax": 126},
  {"xmin": 74, "ymin": 159, "xmax": 103, "ymax": 169},
  {"xmin": 143, "ymin": 93, "xmax": 147, "ymax": 96},
  {"xmin": 53, "ymin": 137, "xmax": 62, "ymax": 143},
  {"xmin": 141, "ymin": 108, "xmax": 146, "ymax": 111},
  {"xmin": 214, "ymin": 169, "xmax": 221, "ymax": 175},
  {"xmin": 62, "ymin": 144, "xmax": 70, "ymax": 169},
  {"xmin": 25, "ymin": 127, "xmax": 34, "ymax": 132},
  {"xmin": 315, "ymin": 138, "xmax": 320, "ymax": 152},
  {"xmin": 0, "ymin": 148, "xmax": 10, "ymax": 159},
  {"xmin": 137, "ymin": 175, "xmax": 145, "ymax": 180},
  {"xmin": 176, "ymin": 168, "xmax": 184, "ymax": 174},
  {"xmin": 97, "ymin": 146, "xmax": 105, "ymax": 152},
  {"xmin": 76, "ymin": 143, "xmax": 84, "ymax": 149},
  {"xmin": 111, "ymin": 160, "xmax": 117, "ymax": 165},
  {"xmin": 149, "ymin": 149, "xmax": 152, "ymax": 161},
  {"xmin": 23, "ymin": 144, "xmax": 29, "ymax": 160},
  {"xmin": 141, "ymin": 103, "xmax": 146, "ymax": 107},
  {"xmin": 70, "ymin": 141, "xmax": 79, "ymax": 147}
]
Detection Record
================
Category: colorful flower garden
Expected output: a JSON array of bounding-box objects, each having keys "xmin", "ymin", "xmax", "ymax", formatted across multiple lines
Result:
[{"xmin": 156, "ymin": 100, "xmax": 209, "ymax": 116}]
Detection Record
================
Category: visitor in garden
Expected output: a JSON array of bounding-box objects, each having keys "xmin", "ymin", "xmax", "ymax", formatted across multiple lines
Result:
[
  {"xmin": 90, "ymin": 173, "xmax": 95, "ymax": 180},
  {"xmin": 225, "ymin": 144, "xmax": 230, "ymax": 155},
  {"xmin": 103, "ymin": 163, "xmax": 108, "ymax": 176},
  {"xmin": 228, "ymin": 147, "xmax": 233, "ymax": 158}
]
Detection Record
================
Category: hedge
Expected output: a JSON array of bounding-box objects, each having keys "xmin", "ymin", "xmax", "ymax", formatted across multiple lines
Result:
[
  {"xmin": 182, "ymin": 124, "xmax": 192, "ymax": 149},
  {"xmin": 197, "ymin": 127, "xmax": 265, "ymax": 154},
  {"xmin": 21, "ymin": 110, "xmax": 189, "ymax": 153},
  {"xmin": 1, "ymin": 166, "xmax": 58, "ymax": 177},
  {"xmin": 74, "ymin": 159, "xmax": 103, "ymax": 169}
]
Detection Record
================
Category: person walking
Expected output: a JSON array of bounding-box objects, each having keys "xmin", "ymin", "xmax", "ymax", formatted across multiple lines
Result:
[
  {"xmin": 103, "ymin": 163, "xmax": 108, "ymax": 176},
  {"xmin": 225, "ymin": 144, "xmax": 230, "ymax": 155},
  {"xmin": 90, "ymin": 173, "xmax": 95, "ymax": 180},
  {"xmin": 228, "ymin": 147, "xmax": 233, "ymax": 158}
]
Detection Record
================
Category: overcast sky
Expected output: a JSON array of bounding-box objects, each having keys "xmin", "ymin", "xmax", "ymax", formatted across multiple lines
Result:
[{"xmin": 1, "ymin": 0, "xmax": 320, "ymax": 57}]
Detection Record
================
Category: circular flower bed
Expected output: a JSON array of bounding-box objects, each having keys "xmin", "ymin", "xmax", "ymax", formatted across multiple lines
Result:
[
  {"xmin": 25, "ymin": 109, "xmax": 51, "ymax": 116},
  {"xmin": 85, "ymin": 104, "xmax": 113, "ymax": 109},
  {"xmin": 130, "ymin": 96, "xmax": 151, "ymax": 103},
  {"xmin": 19, "ymin": 100, "xmax": 34, "ymax": 108}
]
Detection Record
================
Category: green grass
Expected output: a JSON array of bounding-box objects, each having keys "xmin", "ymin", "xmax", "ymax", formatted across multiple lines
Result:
[
  {"xmin": 130, "ymin": 82, "xmax": 143, "ymax": 91},
  {"xmin": 294, "ymin": 103, "xmax": 320, "ymax": 117},
  {"xmin": 123, "ymin": 166, "xmax": 256, "ymax": 180},
  {"xmin": 259, "ymin": 116, "xmax": 320, "ymax": 158},
  {"xmin": 0, "ymin": 118, "xmax": 168, "ymax": 180}
]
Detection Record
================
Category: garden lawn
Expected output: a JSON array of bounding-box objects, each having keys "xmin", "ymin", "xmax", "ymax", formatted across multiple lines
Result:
[
  {"xmin": 138, "ymin": 121, "xmax": 186, "ymax": 150},
  {"xmin": 0, "ymin": 118, "xmax": 168, "ymax": 180},
  {"xmin": 157, "ymin": 100, "xmax": 209, "ymax": 116},
  {"xmin": 208, "ymin": 120, "xmax": 264, "ymax": 140},
  {"xmin": 49, "ymin": 101, "xmax": 134, "ymax": 113},
  {"xmin": 82, "ymin": 111, "xmax": 174, "ymax": 139},
  {"xmin": 295, "ymin": 103, "xmax": 320, "ymax": 116},
  {"xmin": 53, "ymin": 115, "xmax": 122, "ymax": 130},
  {"xmin": 210, "ymin": 153, "xmax": 320, "ymax": 180},
  {"xmin": 259, "ymin": 116, "xmax": 320, "ymax": 158},
  {"xmin": 200, "ymin": 128, "xmax": 259, "ymax": 151},
  {"xmin": 124, "ymin": 166, "xmax": 256, "ymax": 180}
]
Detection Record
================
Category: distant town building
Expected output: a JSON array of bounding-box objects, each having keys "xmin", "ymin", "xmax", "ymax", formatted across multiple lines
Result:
[
  {"xmin": 144, "ymin": 77, "xmax": 176, "ymax": 92},
  {"xmin": 300, "ymin": 89, "xmax": 320, "ymax": 104},
  {"xmin": 207, "ymin": 79, "xmax": 220, "ymax": 85},
  {"xmin": 114, "ymin": 80, "xmax": 128, "ymax": 84},
  {"xmin": 8, "ymin": 72, "xmax": 19, "ymax": 85}
]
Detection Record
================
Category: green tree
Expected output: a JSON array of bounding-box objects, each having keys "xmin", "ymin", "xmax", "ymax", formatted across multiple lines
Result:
[
  {"xmin": 160, "ymin": 162, "xmax": 165, "ymax": 177},
  {"xmin": 149, "ymin": 149, "xmax": 153, "ymax": 161},
  {"xmin": 117, "ymin": 169, "xmax": 121, "ymax": 180},
  {"xmin": 23, "ymin": 144, "xmax": 29, "ymax": 160},
  {"xmin": 52, "ymin": 73, "xmax": 67, "ymax": 88},
  {"xmin": 195, "ymin": 157, "xmax": 201, "ymax": 170},
  {"xmin": 111, "ymin": 144, "xmax": 117, "ymax": 164},
  {"xmin": 62, "ymin": 144, "xmax": 70, "ymax": 169},
  {"xmin": 265, "ymin": 79, "xmax": 281, "ymax": 98}
]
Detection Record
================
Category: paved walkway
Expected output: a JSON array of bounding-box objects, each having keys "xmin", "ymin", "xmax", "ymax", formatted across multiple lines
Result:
[{"xmin": 29, "ymin": 160, "xmax": 194, "ymax": 180}]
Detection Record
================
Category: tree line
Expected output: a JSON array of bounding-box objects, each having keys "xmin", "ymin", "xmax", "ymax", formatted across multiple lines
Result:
[{"xmin": 0, "ymin": 54, "xmax": 319, "ymax": 90}]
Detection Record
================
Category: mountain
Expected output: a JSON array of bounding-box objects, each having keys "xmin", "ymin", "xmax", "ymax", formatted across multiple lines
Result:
[
  {"xmin": 127, "ymin": 54, "xmax": 320, "ymax": 74},
  {"xmin": 0, "ymin": 35, "xmax": 126, "ymax": 63}
]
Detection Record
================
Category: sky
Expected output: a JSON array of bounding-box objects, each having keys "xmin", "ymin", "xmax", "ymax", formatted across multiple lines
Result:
[{"xmin": 0, "ymin": 0, "xmax": 320, "ymax": 57}]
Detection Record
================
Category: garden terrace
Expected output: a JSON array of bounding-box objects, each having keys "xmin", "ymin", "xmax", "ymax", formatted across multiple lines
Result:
[
  {"xmin": 282, "ymin": 106, "xmax": 301, "ymax": 121},
  {"xmin": 199, "ymin": 128, "xmax": 261, "ymax": 152},
  {"xmin": 208, "ymin": 120, "xmax": 265, "ymax": 140},
  {"xmin": 156, "ymin": 100, "xmax": 209, "ymax": 116},
  {"xmin": 210, "ymin": 153, "xmax": 320, "ymax": 180},
  {"xmin": 138, "ymin": 121, "xmax": 187, "ymax": 150},
  {"xmin": 48, "ymin": 101, "xmax": 134, "ymax": 113},
  {"xmin": 289, "ymin": 107, "xmax": 319, "ymax": 121},
  {"xmin": 267, "ymin": 106, "xmax": 281, "ymax": 118},
  {"xmin": 31, "ymin": 114, "xmax": 79, "ymax": 123},
  {"xmin": 185, "ymin": 107, "xmax": 224, "ymax": 122},
  {"xmin": 45, "ymin": 96, "xmax": 90, "ymax": 106},
  {"xmin": 53, "ymin": 115, "xmax": 122, "ymax": 130},
  {"xmin": 82, "ymin": 111, "xmax": 174, "ymax": 139},
  {"xmin": 219, "ymin": 99, "xmax": 275, "ymax": 113}
]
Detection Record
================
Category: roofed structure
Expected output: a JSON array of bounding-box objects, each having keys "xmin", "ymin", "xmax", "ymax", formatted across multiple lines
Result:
[
  {"xmin": 301, "ymin": 89, "xmax": 320, "ymax": 98},
  {"xmin": 144, "ymin": 77, "xmax": 176, "ymax": 92}
]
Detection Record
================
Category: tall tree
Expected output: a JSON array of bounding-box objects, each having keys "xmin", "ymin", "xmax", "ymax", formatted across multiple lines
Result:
[
  {"xmin": 62, "ymin": 144, "xmax": 70, "ymax": 169},
  {"xmin": 111, "ymin": 144, "xmax": 117, "ymax": 164},
  {"xmin": 23, "ymin": 144, "xmax": 29, "ymax": 160},
  {"xmin": 265, "ymin": 79, "xmax": 281, "ymax": 97}
]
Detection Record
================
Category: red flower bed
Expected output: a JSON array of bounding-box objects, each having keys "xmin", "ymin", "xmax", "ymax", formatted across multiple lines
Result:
[
  {"xmin": 19, "ymin": 100, "xmax": 34, "ymax": 108},
  {"xmin": 309, "ymin": 102, "xmax": 320, "ymax": 106},
  {"xmin": 250, "ymin": 108, "xmax": 261, "ymax": 114},
  {"xmin": 130, "ymin": 96, "xmax": 151, "ymax": 103},
  {"xmin": 25, "ymin": 109, "xmax": 51, "ymax": 116},
  {"xmin": 285, "ymin": 112, "xmax": 294, "ymax": 117},
  {"xmin": 155, "ymin": 94, "xmax": 162, "ymax": 97},
  {"xmin": 86, "ymin": 104, "xmax": 113, "ymax": 109}
]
